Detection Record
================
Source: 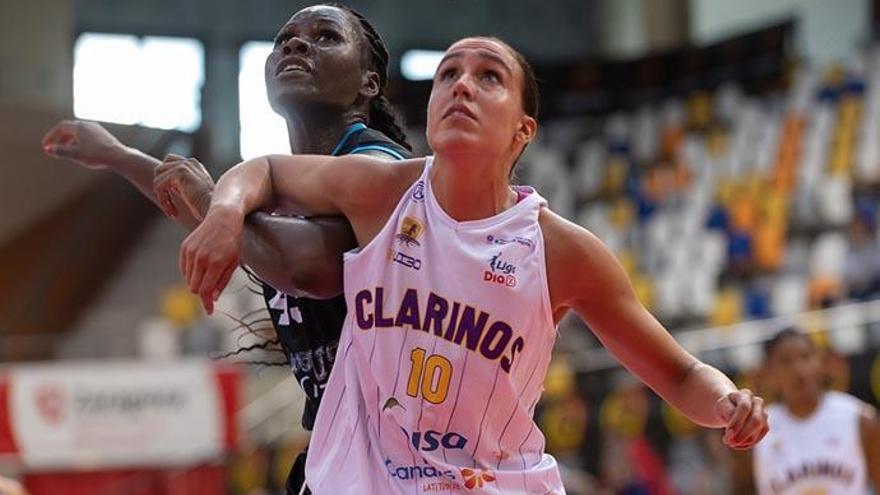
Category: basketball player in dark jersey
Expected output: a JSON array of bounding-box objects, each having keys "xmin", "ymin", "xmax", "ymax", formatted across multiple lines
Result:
[{"xmin": 42, "ymin": 4, "xmax": 411, "ymax": 493}]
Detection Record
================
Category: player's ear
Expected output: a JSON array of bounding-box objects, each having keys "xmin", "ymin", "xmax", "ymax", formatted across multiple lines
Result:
[
  {"xmin": 360, "ymin": 70, "xmax": 380, "ymax": 99},
  {"xmin": 515, "ymin": 115, "xmax": 536, "ymax": 144}
]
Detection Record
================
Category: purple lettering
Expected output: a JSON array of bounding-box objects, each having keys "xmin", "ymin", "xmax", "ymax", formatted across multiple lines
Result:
[
  {"xmin": 479, "ymin": 321, "xmax": 512, "ymax": 360},
  {"xmin": 395, "ymin": 289, "xmax": 422, "ymax": 329},
  {"xmin": 355, "ymin": 289, "xmax": 373, "ymax": 329},
  {"xmin": 423, "ymin": 293, "xmax": 449, "ymax": 336},
  {"xmin": 443, "ymin": 302, "xmax": 461, "ymax": 342},
  {"xmin": 375, "ymin": 287, "xmax": 394, "ymax": 327},
  {"xmin": 453, "ymin": 306, "xmax": 488, "ymax": 351},
  {"xmin": 501, "ymin": 337, "xmax": 525, "ymax": 373}
]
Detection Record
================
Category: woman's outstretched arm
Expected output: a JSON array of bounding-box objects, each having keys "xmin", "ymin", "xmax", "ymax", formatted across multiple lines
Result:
[{"xmin": 542, "ymin": 209, "xmax": 768, "ymax": 449}]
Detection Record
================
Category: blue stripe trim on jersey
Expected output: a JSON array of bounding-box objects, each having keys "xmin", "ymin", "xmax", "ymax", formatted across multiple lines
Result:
[
  {"xmin": 349, "ymin": 144, "xmax": 406, "ymax": 160},
  {"xmin": 331, "ymin": 122, "xmax": 368, "ymax": 156}
]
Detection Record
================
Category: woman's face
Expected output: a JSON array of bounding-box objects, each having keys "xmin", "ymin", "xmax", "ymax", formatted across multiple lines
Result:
[
  {"xmin": 767, "ymin": 336, "xmax": 823, "ymax": 406},
  {"xmin": 265, "ymin": 5, "xmax": 374, "ymax": 115},
  {"xmin": 426, "ymin": 38, "xmax": 535, "ymax": 160}
]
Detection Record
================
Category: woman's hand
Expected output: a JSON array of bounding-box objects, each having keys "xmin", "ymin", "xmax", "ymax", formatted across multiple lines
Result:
[
  {"xmin": 715, "ymin": 389, "xmax": 769, "ymax": 450},
  {"xmin": 179, "ymin": 206, "xmax": 243, "ymax": 314},
  {"xmin": 41, "ymin": 120, "xmax": 125, "ymax": 169},
  {"xmin": 154, "ymin": 154, "xmax": 215, "ymax": 221}
]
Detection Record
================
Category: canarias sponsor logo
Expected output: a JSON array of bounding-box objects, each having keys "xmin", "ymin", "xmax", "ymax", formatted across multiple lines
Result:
[
  {"xmin": 385, "ymin": 458, "xmax": 456, "ymax": 482},
  {"xmin": 460, "ymin": 468, "xmax": 496, "ymax": 489}
]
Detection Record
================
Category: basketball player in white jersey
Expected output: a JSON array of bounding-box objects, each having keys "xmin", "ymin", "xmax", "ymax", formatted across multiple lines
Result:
[
  {"xmin": 177, "ymin": 36, "xmax": 770, "ymax": 493},
  {"xmin": 737, "ymin": 328, "xmax": 880, "ymax": 494}
]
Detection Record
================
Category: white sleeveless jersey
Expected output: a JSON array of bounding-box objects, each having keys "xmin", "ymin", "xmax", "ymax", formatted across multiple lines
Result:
[
  {"xmin": 754, "ymin": 391, "xmax": 867, "ymax": 495},
  {"xmin": 306, "ymin": 157, "xmax": 565, "ymax": 494}
]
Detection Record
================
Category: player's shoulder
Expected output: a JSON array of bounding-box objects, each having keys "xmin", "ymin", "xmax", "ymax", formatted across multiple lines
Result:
[
  {"xmin": 826, "ymin": 390, "xmax": 869, "ymax": 412},
  {"xmin": 342, "ymin": 126, "xmax": 414, "ymax": 160},
  {"xmin": 537, "ymin": 206, "xmax": 622, "ymax": 308},
  {"xmin": 538, "ymin": 207, "xmax": 608, "ymax": 265},
  {"xmin": 332, "ymin": 153, "xmax": 423, "ymax": 181},
  {"xmin": 335, "ymin": 156, "xmax": 426, "ymax": 212},
  {"xmin": 819, "ymin": 391, "xmax": 878, "ymax": 431}
]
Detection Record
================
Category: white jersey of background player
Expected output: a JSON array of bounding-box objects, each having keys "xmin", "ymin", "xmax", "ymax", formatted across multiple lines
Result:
[
  {"xmin": 749, "ymin": 329, "xmax": 880, "ymax": 495},
  {"xmin": 182, "ymin": 37, "xmax": 771, "ymax": 494}
]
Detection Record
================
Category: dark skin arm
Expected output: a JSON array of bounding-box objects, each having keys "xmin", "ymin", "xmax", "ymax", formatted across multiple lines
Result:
[
  {"xmin": 236, "ymin": 149, "xmax": 398, "ymax": 298},
  {"xmin": 240, "ymin": 213, "xmax": 354, "ymax": 298},
  {"xmin": 860, "ymin": 402, "xmax": 880, "ymax": 490},
  {"xmin": 160, "ymin": 149, "xmax": 400, "ymax": 299},
  {"xmin": 42, "ymin": 119, "xmax": 358, "ymax": 299},
  {"xmin": 42, "ymin": 120, "xmax": 204, "ymax": 230},
  {"xmin": 178, "ymin": 154, "xmax": 420, "ymax": 312},
  {"xmin": 731, "ymin": 449, "xmax": 756, "ymax": 495}
]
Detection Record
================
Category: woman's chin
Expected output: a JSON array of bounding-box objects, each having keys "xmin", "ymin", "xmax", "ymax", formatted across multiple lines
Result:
[
  {"xmin": 267, "ymin": 86, "xmax": 318, "ymax": 113},
  {"xmin": 430, "ymin": 131, "xmax": 486, "ymax": 155}
]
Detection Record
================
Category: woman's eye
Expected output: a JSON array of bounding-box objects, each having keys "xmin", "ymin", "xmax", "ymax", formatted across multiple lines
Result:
[
  {"xmin": 483, "ymin": 70, "xmax": 500, "ymax": 83},
  {"xmin": 440, "ymin": 68, "xmax": 456, "ymax": 80},
  {"xmin": 317, "ymin": 29, "xmax": 340, "ymax": 42}
]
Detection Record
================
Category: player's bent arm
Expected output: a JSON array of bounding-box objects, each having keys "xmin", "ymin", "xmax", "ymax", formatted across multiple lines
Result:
[
  {"xmin": 182, "ymin": 154, "xmax": 417, "ymax": 312},
  {"xmin": 262, "ymin": 154, "xmax": 422, "ymax": 246},
  {"xmin": 238, "ymin": 150, "xmax": 402, "ymax": 298},
  {"xmin": 211, "ymin": 153, "xmax": 401, "ymax": 220},
  {"xmin": 103, "ymin": 146, "xmax": 164, "ymax": 204},
  {"xmin": 81, "ymin": 145, "xmax": 206, "ymax": 230},
  {"xmin": 859, "ymin": 402, "xmax": 880, "ymax": 489},
  {"xmin": 43, "ymin": 121, "xmax": 160, "ymax": 203},
  {"xmin": 541, "ymin": 210, "xmax": 737, "ymax": 428},
  {"xmin": 241, "ymin": 213, "xmax": 354, "ymax": 298}
]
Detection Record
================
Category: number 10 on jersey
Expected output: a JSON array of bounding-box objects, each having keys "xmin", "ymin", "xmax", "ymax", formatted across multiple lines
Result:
[{"xmin": 407, "ymin": 347, "xmax": 452, "ymax": 404}]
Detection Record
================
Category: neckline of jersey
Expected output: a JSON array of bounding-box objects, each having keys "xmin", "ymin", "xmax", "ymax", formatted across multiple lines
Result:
[
  {"xmin": 423, "ymin": 155, "xmax": 539, "ymax": 230},
  {"xmin": 781, "ymin": 391, "xmax": 829, "ymax": 425},
  {"xmin": 331, "ymin": 122, "xmax": 368, "ymax": 156}
]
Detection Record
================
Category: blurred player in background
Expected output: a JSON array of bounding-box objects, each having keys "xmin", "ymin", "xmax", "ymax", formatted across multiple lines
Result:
[{"xmin": 737, "ymin": 327, "xmax": 880, "ymax": 494}]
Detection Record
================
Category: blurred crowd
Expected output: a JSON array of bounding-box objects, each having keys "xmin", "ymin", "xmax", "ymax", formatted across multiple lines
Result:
[{"xmin": 519, "ymin": 52, "xmax": 880, "ymax": 331}]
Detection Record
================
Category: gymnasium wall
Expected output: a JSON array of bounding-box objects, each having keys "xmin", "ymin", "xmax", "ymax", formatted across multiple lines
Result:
[
  {"xmin": 0, "ymin": 0, "xmax": 98, "ymax": 245},
  {"xmin": 691, "ymin": 0, "xmax": 870, "ymax": 64}
]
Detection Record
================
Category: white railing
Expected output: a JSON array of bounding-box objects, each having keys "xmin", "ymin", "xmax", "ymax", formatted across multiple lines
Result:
[{"xmin": 568, "ymin": 298, "xmax": 880, "ymax": 373}]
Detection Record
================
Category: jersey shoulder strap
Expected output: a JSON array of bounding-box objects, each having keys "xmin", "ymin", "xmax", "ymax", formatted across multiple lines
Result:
[{"xmin": 334, "ymin": 124, "xmax": 413, "ymax": 160}]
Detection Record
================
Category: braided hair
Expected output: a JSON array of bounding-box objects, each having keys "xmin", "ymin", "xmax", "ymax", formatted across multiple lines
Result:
[{"xmin": 326, "ymin": 3, "xmax": 412, "ymax": 151}]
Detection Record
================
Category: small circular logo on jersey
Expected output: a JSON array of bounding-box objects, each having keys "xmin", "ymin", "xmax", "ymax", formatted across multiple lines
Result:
[{"xmin": 412, "ymin": 181, "xmax": 425, "ymax": 202}]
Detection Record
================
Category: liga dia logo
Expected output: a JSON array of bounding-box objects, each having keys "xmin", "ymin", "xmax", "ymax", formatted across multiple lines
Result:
[
  {"xmin": 34, "ymin": 383, "xmax": 67, "ymax": 425},
  {"xmin": 460, "ymin": 468, "xmax": 496, "ymax": 489}
]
